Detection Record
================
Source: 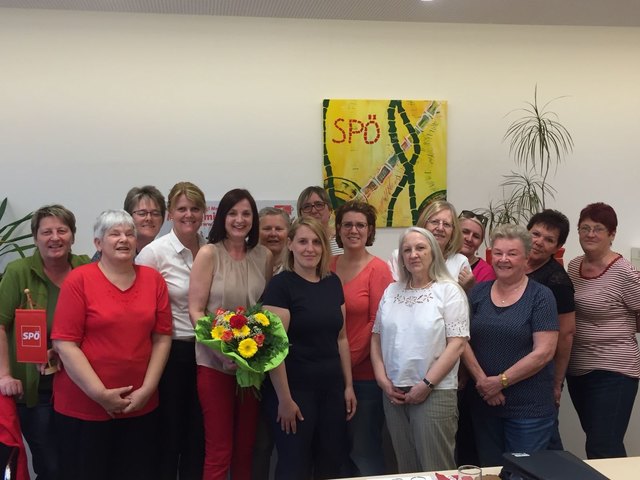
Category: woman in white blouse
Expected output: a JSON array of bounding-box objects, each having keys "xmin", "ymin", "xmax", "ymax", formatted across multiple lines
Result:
[
  {"xmin": 371, "ymin": 227, "xmax": 469, "ymax": 473},
  {"xmin": 136, "ymin": 181, "xmax": 207, "ymax": 479},
  {"xmin": 388, "ymin": 201, "xmax": 472, "ymax": 289}
]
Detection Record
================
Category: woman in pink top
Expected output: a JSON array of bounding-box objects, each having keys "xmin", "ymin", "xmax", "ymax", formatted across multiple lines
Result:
[
  {"xmin": 458, "ymin": 210, "xmax": 495, "ymax": 286},
  {"xmin": 329, "ymin": 200, "xmax": 393, "ymax": 476}
]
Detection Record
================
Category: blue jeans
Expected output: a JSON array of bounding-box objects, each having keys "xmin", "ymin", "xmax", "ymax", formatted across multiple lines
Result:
[
  {"xmin": 472, "ymin": 414, "xmax": 554, "ymax": 467},
  {"xmin": 17, "ymin": 393, "xmax": 59, "ymax": 480},
  {"xmin": 346, "ymin": 380, "xmax": 386, "ymax": 476},
  {"xmin": 567, "ymin": 370, "xmax": 639, "ymax": 459}
]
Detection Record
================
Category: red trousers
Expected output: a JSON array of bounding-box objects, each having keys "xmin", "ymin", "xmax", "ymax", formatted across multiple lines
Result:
[{"xmin": 197, "ymin": 366, "xmax": 259, "ymax": 480}]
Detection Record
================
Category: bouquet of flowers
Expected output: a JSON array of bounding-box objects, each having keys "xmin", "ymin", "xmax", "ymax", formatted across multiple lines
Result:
[{"xmin": 194, "ymin": 304, "xmax": 289, "ymax": 390}]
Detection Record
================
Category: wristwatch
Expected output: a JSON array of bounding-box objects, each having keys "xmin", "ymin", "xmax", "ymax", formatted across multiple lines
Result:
[{"xmin": 500, "ymin": 372, "xmax": 509, "ymax": 388}]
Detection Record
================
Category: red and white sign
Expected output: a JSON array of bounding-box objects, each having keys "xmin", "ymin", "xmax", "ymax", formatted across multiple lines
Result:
[{"xmin": 15, "ymin": 309, "xmax": 48, "ymax": 363}]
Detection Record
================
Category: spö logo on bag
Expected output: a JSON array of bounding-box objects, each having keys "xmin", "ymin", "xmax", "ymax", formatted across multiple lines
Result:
[{"xmin": 21, "ymin": 325, "xmax": 42, "ymax": 348}]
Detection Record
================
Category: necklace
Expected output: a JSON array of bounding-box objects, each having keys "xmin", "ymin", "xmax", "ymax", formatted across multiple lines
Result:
[
  {"xmin": 494, "ymin": 276, "xmax": 527, "ymax": 305},
  {"xmin": 408, "ymin": 278, "xmax": 434, "ymax": 290}
]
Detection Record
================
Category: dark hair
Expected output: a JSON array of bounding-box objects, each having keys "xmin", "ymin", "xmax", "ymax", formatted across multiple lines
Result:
[
  {"xmin": 31, "ymin": 204, "xmax": 77, "ymax": 240},
  {"xmin": 123, "ymin": 185, "xmax": 166, "ymax": 219},
  {"xmin": 334, "ymin": 200, "xmax": 377, "ymax": 248},
  {"xmin": 296, "ymin": 186, "xmax": 332, "ymax": 217},
  {"xmin": 167, "ymin": 182, "xmax": 206, "ymax": 212},
  {"xmin": 578, "ymin": 202, "xmax": 618, "ymax": 233},
  {"xmin": 207, "ymin": 189, "xmax": 260, "ymax": 248},
  {"xmin": 527, "ymin": 209, "xmax": 570, "ymax": 247}
]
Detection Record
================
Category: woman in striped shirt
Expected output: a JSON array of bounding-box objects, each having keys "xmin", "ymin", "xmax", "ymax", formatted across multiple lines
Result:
[{"xmin": 567, "ymin": 202, "xmax": 640, "ymax": 459}]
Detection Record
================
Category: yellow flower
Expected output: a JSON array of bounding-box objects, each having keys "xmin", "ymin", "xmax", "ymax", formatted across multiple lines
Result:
[
  {"xmin": 223, "ymin": 313, "xmax": 234, "ymax": 322},
  {"xmin": 253, "ymin": 313, "xmax": 270, "ymax": 327},
  {"xmin": 238, "ymin": 338, "xmax": 258, "ymax": 358},
  {"xmin": 232, "ymin": 325, "xmax": 250, "ymax": 338},
  {"xmin": 211, "ymin": 325, "xmax": 226, "ymax": 340}
]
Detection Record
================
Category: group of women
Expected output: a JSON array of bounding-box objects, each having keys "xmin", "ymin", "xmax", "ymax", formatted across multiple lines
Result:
[{"xmin": 0, "ymin": 184, "xmax": 639, "ymax": 480}]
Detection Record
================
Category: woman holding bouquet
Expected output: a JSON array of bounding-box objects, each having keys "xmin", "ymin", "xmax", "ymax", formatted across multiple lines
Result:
[
  {"xmin": 52, "ymin": 210, "xmax": 173, "ymax": 479},
  {"xmin": 189, "ymin": 189, "xmax": 272, "ymax": 480},
  {"xmin": 136, "ymin": 182, "xmax": 207, "ymax": 479},
  {"xmin": 262, "ymin": 217, "xmax": 357, "ymax": 480},
  {"xmin": 329, "ymin": 200, "xmax": 393, "ymax": 476}
]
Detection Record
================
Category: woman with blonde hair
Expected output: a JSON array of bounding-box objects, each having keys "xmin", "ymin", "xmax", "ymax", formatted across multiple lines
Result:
[
  {"xmin": 137, "ymin": 181, "xmax": 207, "ymax": 479},
  {"xmin": 262, "ymin": 217, "xmax": 356, "ymax": 479},
  {"xmin": 372, "ymin": 227, "xmax": 469, "ymax": 472},
  {"xmin": 389, "ymin": 201, "xmax": 471, "ymax": 288}
]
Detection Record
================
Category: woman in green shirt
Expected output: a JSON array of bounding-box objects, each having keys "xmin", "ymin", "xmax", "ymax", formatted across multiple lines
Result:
[{"xmin": 0, "ymin": 204, "xmax": 90, "ymax": 479}]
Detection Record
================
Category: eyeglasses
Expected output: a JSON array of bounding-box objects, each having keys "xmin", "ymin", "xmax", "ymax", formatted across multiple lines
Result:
[
  {"xmin": 132, "ymin": 209, "xmax": 163, "ymax": 218},
  {"xmin": 427, "ymin": 219, "xmax": 453, "ymax": 230},
  {"xmin": 340, "ymin": 222, "xmax": 368, "ymax": 231},
  {"xmin": 459, "ymin": 210, "xmax": 488, "ymax": 228},
  {"xmin": 301, "ymin": 201, "xmax": 327, "ymax": 214},
  {"xmin": 578, "ymin": 225, "xmax": 608, "ymax": 235}
]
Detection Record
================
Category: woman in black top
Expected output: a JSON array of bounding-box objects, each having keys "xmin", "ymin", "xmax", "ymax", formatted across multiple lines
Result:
[{"xmin": 263, "ymin": 217, "xmax": 356, "ymax": 480}]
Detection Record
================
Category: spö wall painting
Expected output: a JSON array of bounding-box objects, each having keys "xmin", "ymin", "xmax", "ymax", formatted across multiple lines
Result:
[{"xmin": 323, "ymin": 99, "xmax": 447, "ymax": 227}]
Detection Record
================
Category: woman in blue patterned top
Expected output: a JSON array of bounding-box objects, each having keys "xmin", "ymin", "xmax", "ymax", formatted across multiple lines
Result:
[{"xmin": 462, "ymin": 224, "xmax": 559, "ymax": 467}]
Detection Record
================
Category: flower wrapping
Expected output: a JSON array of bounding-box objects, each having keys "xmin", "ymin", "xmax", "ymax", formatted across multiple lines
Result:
[{"xmin": 195, "ymin": 304, "xmax": 289, "ymax": 389}]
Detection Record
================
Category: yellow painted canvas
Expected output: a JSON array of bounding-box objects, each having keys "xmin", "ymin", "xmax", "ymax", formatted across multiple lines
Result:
[{"xmin": 323, "ymin": 99, "xmax": 447, "ymax": 227}]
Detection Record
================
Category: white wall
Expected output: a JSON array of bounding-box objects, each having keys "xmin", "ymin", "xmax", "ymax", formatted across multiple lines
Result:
[{"xmin": 2, "ymin": 7, "xmax": 640, "ymax": 459}]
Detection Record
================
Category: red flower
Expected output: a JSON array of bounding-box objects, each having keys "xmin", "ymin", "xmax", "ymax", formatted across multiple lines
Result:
[
  {"xmin": 216, "ymin": 308, "xmax": 226, "ymax": 316},
  {"xmin": 221, "ymin": 330, "xmax": 233, "ymax": 342},
  {"xmin": 254, "ymin": 334, "xmax": 265, "ymax": 347},
  {"xmin": 236, "ymin": 306, "xmax": 246, "ymax": 314},
  {"xmin": 230, "ymin": 314, "xmax": 248, "ymax": 329}
]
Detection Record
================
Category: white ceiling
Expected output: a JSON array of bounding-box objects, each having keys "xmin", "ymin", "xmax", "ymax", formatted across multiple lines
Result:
[{"xmin": 1, "ymin": 0, "xmax": 640, "ymax": 28}]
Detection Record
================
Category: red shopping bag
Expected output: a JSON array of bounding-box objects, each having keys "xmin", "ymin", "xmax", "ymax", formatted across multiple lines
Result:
[{"xmin": 14, "ymin": 308, "xmax": 48, "ymax": 363}]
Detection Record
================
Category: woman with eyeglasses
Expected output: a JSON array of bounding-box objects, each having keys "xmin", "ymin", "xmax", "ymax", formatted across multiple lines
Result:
[
  {"xmin": 124, "ymin": 186, "xmax": 167, "ymax": 253},
  {"xmin": 566, "ymin": 203, "xmax": 640, "ymax": 459},
  {"xmin": 371, "ymin": 227, "xmax": 469, "ymax": 472},
  {"xmin": 389, "ymin": 201, "xmax": 471, "ymax": 289},
  {"xmin": 296, "ymin": 186, "xmax": 343, "ymax": 255},
  {"xmin": 458, "ymin": 210, "xmax": 495, "ymax": 285},
  {"xmin": 329, "ymin": 200, "xmax": 393, "ymax": 476},
  {"xmin": 92, "ymin": 186, "xmax": 167, "ymax": 261}
]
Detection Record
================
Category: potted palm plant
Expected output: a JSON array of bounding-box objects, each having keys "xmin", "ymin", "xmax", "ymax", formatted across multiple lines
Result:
[
  {"xmin": 0, "ymin": 197, "xmax": 35, "ymax": 279},
  {"xmin": 482, "ymin": 86, "xmax": 574, "ymax": 260}
]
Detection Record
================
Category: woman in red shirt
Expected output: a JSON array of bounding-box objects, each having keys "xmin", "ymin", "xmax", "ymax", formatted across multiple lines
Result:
[{"xmin": 52, "ymin": 210, "xmax": 172, "ymax": 480}]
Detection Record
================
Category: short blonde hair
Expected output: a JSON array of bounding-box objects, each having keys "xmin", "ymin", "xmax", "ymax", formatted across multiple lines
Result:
[
  {"xmin": 167, "ymin": 181, "xmax": 206, "ymax": 212},
  {"xmin": 283, "ymin": 217, "xmax": 331, "ymax": 278},
  {"xmin": 490, "ymin": 224, "xmax": 532, "ymax": 255}
]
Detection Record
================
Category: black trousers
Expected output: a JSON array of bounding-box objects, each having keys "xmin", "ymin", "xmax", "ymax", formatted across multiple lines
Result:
[
  {"xmin": 55, "ymin": 410, "xmax": 158, "ymax": 480},
  {"xmin": 263, "ymin": 382, "xmax": 348, "ymax": 480},
  {"xmin": 155, "ymin": 339, "xmax": 205, "ymax": 480}
]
